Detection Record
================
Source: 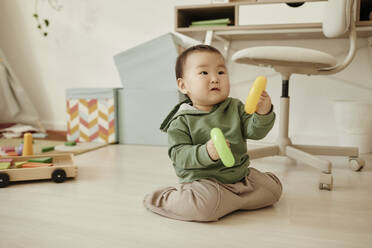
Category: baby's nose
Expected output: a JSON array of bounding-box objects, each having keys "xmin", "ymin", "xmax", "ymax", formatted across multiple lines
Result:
[{"xmin": 210, "ymin": 77, "xmax": 219, "ymax": 84}]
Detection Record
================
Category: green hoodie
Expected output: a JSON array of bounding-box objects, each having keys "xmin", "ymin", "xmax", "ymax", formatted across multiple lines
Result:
[{"xmin": 160, "ymin": 97, "xmax": 275, "ymax": 184}]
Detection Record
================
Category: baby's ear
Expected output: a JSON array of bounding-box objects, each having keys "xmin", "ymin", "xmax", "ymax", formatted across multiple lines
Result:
[{"xmin": 177, "ymin": 78, "xmax": 188, "ymax": 94}]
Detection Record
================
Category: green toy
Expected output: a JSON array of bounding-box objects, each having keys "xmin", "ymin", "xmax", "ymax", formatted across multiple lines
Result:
[
  {"xmin": 42, "ymin": 146, "xmax": 55, "ymax": 153},
  {"xmin": 28, "ymin": 157, "xmax": 53, "ymax": 163},
  {"xmin": 64, "ymin": 141, "xmax": 77, "ymax": 146},
  {"xmin": 210, "ymin": 128, "xmax": 235, "ymax": 167}
]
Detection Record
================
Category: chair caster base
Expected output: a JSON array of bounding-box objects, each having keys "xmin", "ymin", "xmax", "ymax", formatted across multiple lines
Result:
[
  {"xmin": 319, "ymin": 172, "xmax": 333, "ymax": 191},
  {"xmin": 348, "ymin": 157, "xmax": 365, "ymax": 171}
]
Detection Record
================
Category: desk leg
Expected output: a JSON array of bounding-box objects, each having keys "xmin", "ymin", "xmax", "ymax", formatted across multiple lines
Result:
[{"xmin": 204, "ymin": 30, "xmax": 214, "ymax": 45}]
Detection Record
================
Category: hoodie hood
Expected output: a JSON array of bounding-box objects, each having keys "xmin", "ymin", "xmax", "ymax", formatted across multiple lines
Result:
[{"xmin": 160, "ymin": 98, "xmax": 232, "ymax": 132}]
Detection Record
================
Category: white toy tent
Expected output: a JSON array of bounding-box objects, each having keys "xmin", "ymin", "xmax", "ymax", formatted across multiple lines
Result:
[{"xmin": 0, "ymin": 48, "xmax": 44, "ymax": 132}]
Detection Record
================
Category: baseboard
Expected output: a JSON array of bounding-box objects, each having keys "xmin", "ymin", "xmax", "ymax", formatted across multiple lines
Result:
[
  {"xmin": 37, "ymin": 120, "xmax": 340, "ymax": 147},
  {"xmin": 247, "ymin": 134, "xmax": 340, "ymax": 147},
  {"xmin": 291, "ymin": 134, "xmax": 339, "ymax": 146}
]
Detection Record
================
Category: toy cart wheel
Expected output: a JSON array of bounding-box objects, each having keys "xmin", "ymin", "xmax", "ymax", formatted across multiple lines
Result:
[
  {"xmin": 0, "ymin": 173, "xmax": 10, "ymax": 188},
  {"xmin": 52, "ymin": 169, "xmax": 66, "ymax": 183},
  {"xmin": 348, "ymin": 157, "xmax": 365, "ymax": 171}
]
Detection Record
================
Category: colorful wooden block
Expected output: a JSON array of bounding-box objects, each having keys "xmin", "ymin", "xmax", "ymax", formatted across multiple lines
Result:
[
  {"xmin": 64, "ymin": 141, "xmax": 76, "ymax": 146},
  {"xmin": 22, "ymin": 133, "xmax": 33, "ymax": 156},
  {"xmin": 0, "ymin": 158, "xmax": 13, "ymax": 163},
  {"xmin": 1, "ymin": 146, "xmax": 15, "ymax": 153},
  {"xmin": 6, "ymin": 152, "xmax": 18, "ymax": 156},
  {"xmin": 41, "ymin": 146, "xmax": 55, "ymax": 153},
  {"xmin": 14, "ymin": 161, "xmax": 27, "ymax": 168},
  {"xmin": 28, "ymin": 157, "xmax": 53, "ymax": 163},
  {"xmin": 22, "ymin": 163, "xmax": 53, "ymax": 168},
  {"xmin": 0, "ymin": 162, "xmax": 11, "ymax": 170},
  {"xmin": 17, "ymin": 144, "xmax": 23, "ymax": 155}
]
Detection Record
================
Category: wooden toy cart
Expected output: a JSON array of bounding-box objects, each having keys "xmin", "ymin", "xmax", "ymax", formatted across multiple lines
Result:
[{"xmin": 0, "ymin": 154, "xmax": 78, "ymax": 188}]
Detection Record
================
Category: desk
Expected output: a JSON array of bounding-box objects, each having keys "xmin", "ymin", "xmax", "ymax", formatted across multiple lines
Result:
[{"xmin": 175, "ymin": 0, "xmax": 372, "ymax": 42}]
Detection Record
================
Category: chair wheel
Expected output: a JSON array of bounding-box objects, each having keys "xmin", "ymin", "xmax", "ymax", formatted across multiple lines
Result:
[
  {"xmin": 348, "ymin": 157, "xmax": 365, "ymax": 171},
  {"xmin": 319, "ymin": 173, "xmax": 333, "ymax": 191}
]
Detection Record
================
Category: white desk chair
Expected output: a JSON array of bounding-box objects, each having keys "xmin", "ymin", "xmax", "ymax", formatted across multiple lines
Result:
[{"xmin": 232, "ymin": 0, "xmax": 365, "ymax": 190}]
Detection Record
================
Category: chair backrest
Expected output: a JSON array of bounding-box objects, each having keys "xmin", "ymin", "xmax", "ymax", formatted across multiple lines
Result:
[{"xmin": 323, "ymin": 0, "xmax": 354, "ymax": 38}]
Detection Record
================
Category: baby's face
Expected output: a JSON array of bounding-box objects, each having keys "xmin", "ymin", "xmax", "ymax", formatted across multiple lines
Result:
[{"xmin": 178, "ymin": 51, "xmax": 230, "ymax": 111}]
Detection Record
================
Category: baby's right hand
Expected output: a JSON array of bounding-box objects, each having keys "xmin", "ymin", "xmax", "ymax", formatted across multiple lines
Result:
[{"xmin": 206, "ymin": 138, "xmax": 230, "ymax": 161}]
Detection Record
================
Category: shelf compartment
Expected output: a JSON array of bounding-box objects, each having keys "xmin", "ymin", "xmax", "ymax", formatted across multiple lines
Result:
[
  {"xmin": 176, "ymin": 4, "xmax": 236, "ymax": 29},
  {"xmin": 358, "ymin": 0, "xmax": 372, "ymax": 22}
]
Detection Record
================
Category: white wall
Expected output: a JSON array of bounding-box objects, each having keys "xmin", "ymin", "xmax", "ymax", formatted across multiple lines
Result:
[
  {"xmin": 0, "ymin": 0, "xmax": 209, "ymax": 129},
  {"xmin": 1, "ymin": 0, "xmax": 372, "ymax": 146}
]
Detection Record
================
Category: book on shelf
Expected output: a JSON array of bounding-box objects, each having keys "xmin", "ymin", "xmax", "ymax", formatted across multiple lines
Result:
[
  {"xmin": 189, "ymin": 23, "xmax": 228, "ymax": 27},
  {"xmin": 189, "ymin": 18, "xmax": 231, "ymax": 27}
]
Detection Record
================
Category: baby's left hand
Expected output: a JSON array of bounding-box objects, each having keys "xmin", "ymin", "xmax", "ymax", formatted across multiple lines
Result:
[{"xmin": 256, "ymin": 91, "xmax": 272, "ymax": 115}]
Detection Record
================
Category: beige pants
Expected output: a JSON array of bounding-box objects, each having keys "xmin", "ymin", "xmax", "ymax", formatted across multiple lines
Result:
[{"xmin": 143, "ymin": 168, "xmax": 282, "ymax": 222}]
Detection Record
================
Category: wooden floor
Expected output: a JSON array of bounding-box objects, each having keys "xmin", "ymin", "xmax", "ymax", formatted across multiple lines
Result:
[{"xmin": 0, "ymin": 144, "xmax": 371, "ymax": 248}]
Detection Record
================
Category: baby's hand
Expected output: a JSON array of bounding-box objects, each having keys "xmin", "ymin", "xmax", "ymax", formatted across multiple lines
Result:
[
  {"xmin": 206, "ymin": 138, "xmax": 230, "ymax": 161},
  {"xmin": 256, "ymin": 90, "xmax": 272, "ymax": 115}
]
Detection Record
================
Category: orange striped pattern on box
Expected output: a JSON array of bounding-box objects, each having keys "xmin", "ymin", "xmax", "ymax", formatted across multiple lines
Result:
[{"xmin": 67, "ymin": 98, "xmax": 116, "ymax": 143}]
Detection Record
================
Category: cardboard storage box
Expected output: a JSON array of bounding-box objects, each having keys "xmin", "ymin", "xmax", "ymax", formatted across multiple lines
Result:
[
  {"xmin": 114, "ymin": 32, "xmax": 199, "ymax": 145},
  {"xmin": 117, "ymin": 89, "xmax": 184, "ymax": 146}
]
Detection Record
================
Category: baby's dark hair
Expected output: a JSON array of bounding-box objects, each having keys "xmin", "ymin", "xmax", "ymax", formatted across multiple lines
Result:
[{"xmin": 175, "ymin": 44, "xmax": 223, "ymax": 79}]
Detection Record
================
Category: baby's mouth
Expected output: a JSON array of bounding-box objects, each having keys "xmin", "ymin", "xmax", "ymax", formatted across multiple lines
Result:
[{"xmin": 210, "ymin": 87, "xmax": 220, "ymax": 91}]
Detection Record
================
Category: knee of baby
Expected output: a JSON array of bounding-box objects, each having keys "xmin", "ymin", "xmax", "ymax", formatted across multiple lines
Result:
[
  {"xmin": 249, "ymin": 168, "xmax": 282, "ymax": 201},
  {"xmin": 184, "ymin": 181, "xmax": 221, "ymax": 222},
  {"xmin": 265, "ymin": 172, "xmax": 283, "ymax": 201}
]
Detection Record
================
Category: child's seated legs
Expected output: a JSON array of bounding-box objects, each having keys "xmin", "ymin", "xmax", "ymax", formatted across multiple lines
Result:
[
  {"xmin": 144, "ymin": 179, "xmax": 226, "ymax": 222},
  {"xmin": 143, "ymin": 168, "xmax": 282, "ymax": 222}
]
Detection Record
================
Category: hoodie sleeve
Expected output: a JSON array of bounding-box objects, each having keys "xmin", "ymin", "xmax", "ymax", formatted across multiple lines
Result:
[
  {"xmin": 238, "ymin": 100, "xmax": 276, "ymax": 140},
  {"xmin": 167, "ymin": 116, "xmax": 218, "ymax": 169}
]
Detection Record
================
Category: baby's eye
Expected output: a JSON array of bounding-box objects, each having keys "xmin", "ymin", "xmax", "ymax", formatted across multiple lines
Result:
[
  {"xmin": 218, "ymin": 71, "xmax": 225, "ymax": 75},
  {"xmin": 200, "ymin": 71, "xmax": 208, "ymax": 75}
]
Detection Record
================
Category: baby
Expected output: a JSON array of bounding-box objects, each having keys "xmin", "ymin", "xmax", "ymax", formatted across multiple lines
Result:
[{"xmin": 144, "ymin": 44, "xmax": 282, "ymax": 222}]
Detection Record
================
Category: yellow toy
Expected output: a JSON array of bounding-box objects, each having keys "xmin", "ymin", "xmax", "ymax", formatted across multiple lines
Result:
[
  {"xmin": 22, "ymin": 133, "xmax": 33, "ymax": 156},
  {"xmin": 245, "ymin": 76, "xmax": 267, "ymax": 114}
]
